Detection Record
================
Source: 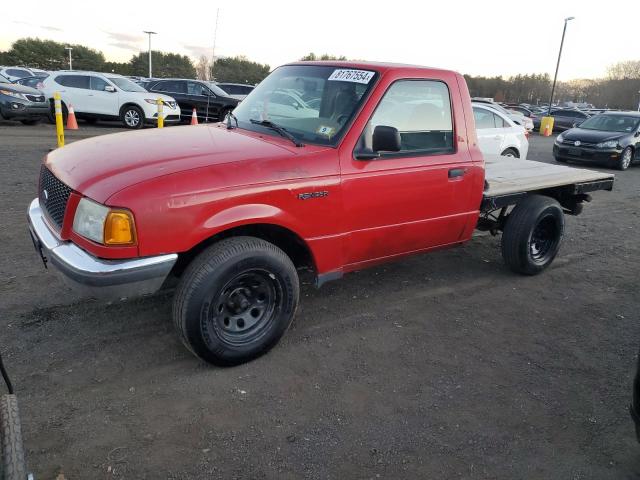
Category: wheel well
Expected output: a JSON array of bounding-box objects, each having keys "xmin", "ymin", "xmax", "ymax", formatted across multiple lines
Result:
[
  {"xmin": 119, "ymin": 102, "xmax": 144, "ymax": 117},
  {"xmin": 171, "ymin": 224, "xmax": 316, "ymax": 278}
]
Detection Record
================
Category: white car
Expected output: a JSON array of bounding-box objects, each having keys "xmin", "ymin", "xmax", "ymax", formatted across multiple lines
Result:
[
  {"xmin": 0, "ymin": 66, "xmax": 46, "ymax": 82},
  {"xmin": 40, "ymin": 71, "xmax": 181, "ymax": 128},
  {"xmin": 472, "ymin": 102, "xmax": 529, "ymax": 159},
  {"xmin": 472, "ymin": 98, "xmax": 533, "ymax": 131}
]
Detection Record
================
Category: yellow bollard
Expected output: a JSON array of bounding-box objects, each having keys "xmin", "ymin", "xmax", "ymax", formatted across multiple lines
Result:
[
  {"xmin": 54, "ymin": 92, "xmax": 65, "ymax": 147},
  {"xmin": 540, "ymin": 116, "xmax": 554, "ymax": 136},
  {"xmin": 156, "ymin": 98, "xmax": 164, "ymax": 128}
]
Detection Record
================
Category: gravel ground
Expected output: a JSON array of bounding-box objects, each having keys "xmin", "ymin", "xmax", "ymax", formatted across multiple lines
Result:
[{"xmin": 1, "ymin": 120, "xmax": 639, "ymax": 479}]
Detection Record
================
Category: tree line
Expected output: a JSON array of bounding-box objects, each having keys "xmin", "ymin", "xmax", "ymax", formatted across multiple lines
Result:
[
  {"xmin": 0, "ymin": 38, "xmax": 270, "ymax": 84},
  {"xmin": 2, "ymin": 38, "xmax": 639, "ymax": 108}
]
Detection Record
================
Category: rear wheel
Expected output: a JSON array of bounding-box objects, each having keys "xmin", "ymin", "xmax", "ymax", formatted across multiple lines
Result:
[
  {"xmin": 501, "ymin": 195, "xmax": 564, "ymax": 275},
  {"xmin": 617, "ymin": 146, "xmax": 633, "ymax": 171},
  {"xmin": 120, "ymin": 105, "xmax": 144, "ymax": 129},
  {"xmin": 173, "ymin": 237, "xmax": 300, "ymax": 366},
  {"xmin": 0, "ymin": 395, "xmax": 26, "ymax": 480},
  {"xmin": 500, "ymin": 148, "xmax": 519, "ymax": 158}
]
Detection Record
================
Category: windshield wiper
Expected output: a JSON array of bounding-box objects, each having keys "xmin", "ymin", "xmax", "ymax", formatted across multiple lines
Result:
[
  {"xmin": 249, "ymin": 119, "xmax": 304, "ymax": 147},
  {"xmin": 226, "ymin": 111, "xmax": 239, "ymax": 130}
]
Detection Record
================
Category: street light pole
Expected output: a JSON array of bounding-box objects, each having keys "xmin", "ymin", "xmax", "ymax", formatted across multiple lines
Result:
[
  {"xmin": 547, "ymin": 16, "xmax": 574, "ymax": 116},
  {"xmin": 143, "ymin": 31, "xmax": 157, "ymax": 78},
  {"xmin": 65, "ymin": 47, "xmax": 73, "ymax": 70}
]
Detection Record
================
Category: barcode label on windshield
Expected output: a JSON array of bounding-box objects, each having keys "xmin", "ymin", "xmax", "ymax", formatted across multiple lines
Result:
[{"xmin": 328, "ymin": 69, "xmax": 375, "ymax": 84}]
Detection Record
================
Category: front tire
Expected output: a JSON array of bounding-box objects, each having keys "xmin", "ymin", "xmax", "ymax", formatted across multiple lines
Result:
[
  {"xmin": 501, "ymin": 195, "xmax": 565, "ymax": 275},
  {"xmin": 1, "ymin": 395, "xmax": 27, "ymax": 480},
  {"xmin": 617, "ymin": 146, "xmax": 633, "ymax": 171},
  {"xmin": 120, "ymin": 105, "xmax": 144, "ymax": 129},
  {"xmin": 173, "ymin": 237, "xmax": 300, "ymax": 366}
]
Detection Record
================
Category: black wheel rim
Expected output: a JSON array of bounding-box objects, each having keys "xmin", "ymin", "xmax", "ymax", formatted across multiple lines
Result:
[
  {"xmin": 529, "ymin": 214, "xmax": 559, "ymax": 264},
  {"xmin": 208, "ymin": 269, "xmax": 281, "ymax": 346}
]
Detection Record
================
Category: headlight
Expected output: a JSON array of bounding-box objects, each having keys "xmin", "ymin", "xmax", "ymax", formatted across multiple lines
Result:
[
  {"xmin": 145, "ymin": 98, "xmax": 173, "ymax": 107},
  {"xmin": 597, "ymin": 140, "xmax": 618, "ymax": 149},
  {"xmin": 72, "ymin": 197, "xmax": 136, "ymax": 245},
  {"xmin": 0, "ymin": 89, "xmax": 27, "ymax": 100},
  {"xmin": 556, "ymin": 133, "xmax": 564, "ymax": 143}
]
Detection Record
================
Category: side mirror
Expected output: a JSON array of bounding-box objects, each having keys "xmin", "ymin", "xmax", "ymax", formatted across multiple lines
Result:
[
  {"xmin": 355, "ymin": 125, "xmax": 401, "ymax": 160},
  {"xmin": 372, "ymin": 125, "xmax": 401, "ymax": 152},
  {"xmin": 105, "ymin": 85, "xmax": 116, "ymax": 92}
]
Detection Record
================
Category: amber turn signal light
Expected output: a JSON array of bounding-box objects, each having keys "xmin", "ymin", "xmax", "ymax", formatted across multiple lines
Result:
[{"xmin": 104, "ymin": 210, "xmax": 137, "ymax": 245}]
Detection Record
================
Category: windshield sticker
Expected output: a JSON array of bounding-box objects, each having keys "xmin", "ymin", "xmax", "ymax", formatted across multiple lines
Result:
[
  {"xmin": 328, "ymin": 69, "xmax": 375, "ymax": 84},
  {"xmin": 316, "ymin": 125, "xmax": 335, "ymax": 137}
]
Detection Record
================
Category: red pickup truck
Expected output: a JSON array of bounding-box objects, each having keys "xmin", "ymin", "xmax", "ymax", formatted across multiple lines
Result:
[{"xmin": 28, "ymin": 62, "xmax": 614, "ymax": 365}]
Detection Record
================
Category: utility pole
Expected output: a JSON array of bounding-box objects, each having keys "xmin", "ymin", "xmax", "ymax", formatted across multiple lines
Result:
[
  {"xmin": 143, "ymin": 31, "xmax": 157, "ymax": 78},
  {"xmin": 65, "ymin": 46, "xmax": 73, "ymax": 70},
  {"xmin": 547, "ymin": 17, "xmax": 575, "ymax": 116},
  {"xmin": 210, "ymin": 9, "xmax": 220, "ymax": 81}
]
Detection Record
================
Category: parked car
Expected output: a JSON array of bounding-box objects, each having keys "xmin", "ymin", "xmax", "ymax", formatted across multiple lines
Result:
[
  {"xmin": 216, "ymin": 83, "xmax": 255, "ymax": 100},
  {"xmin": 39, "ymin": 71, "xmax": 180, "ymax": 128},
  {"xmin": 141, "ymin": 78, "xmax": 239, "ymax": 123},
  {"xmin": 472, "ymin": 103, "xmax": 529, "ymax": 158},
  {"xmin": 13, "ymin": 75, "xmax": 48, "ymax": 90},
  {"xmin": 0, "ymin": 66, "xmax": 44, "ymax": 82},
  {"xmin": 27, "ymin": 61, "xmax": 614, "ymax": 366},
  {"xmin": 533, "ymin": 108, "xmax": 590, "ymax": 132},
  {"xmin": 553, "ymin": 112, "xmax": 640, "ymax": 170},
  {"xmin": 0, "ymin": 72, "xmax": 49, "ymax": 124},
  {"xmin": 472, "ymin": 98, "xmax": 532, "ymax": 131}
]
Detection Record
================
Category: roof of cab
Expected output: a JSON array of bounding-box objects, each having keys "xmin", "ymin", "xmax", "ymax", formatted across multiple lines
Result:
[{"xmin": 284, "ymin": 60, "xmax": 460, "ymax": 76}]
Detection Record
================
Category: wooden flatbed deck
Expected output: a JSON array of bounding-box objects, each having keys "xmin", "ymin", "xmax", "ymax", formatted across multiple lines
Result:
[{"xmin": 484, "ymin": 155, "xmax": 615, "ymax": 198}]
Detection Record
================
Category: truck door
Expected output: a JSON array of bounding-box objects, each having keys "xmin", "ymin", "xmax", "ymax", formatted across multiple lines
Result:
[{"xmin": 339, "ymin": 78, "xmax": 479, "ymax": 267}]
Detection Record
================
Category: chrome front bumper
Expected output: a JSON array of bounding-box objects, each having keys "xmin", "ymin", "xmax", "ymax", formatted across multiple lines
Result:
[{"xmin": 27, "ymin": 198, "xmax": 177, "ymax": 299}]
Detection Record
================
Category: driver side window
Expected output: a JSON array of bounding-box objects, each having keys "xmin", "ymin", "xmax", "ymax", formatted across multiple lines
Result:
[{"xmin": 366, "ymin": 80, "xmax": 454, "ymax": 155}]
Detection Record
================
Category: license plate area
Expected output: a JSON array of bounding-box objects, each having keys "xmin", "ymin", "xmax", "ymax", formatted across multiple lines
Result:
[
  {"xmin": 568, "ymin": 148, "xmax": 582, "ymax": 156},
  {"xmin": 29, "ymin": 226, "xmax": 48, "ymax": 269}
]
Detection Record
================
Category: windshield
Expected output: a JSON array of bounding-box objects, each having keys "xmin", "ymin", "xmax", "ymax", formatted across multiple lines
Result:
[
  {"xmin": 107, "ymin": 77, "xmax": 147, "ymax": 93},
  {"xmin": 232, "ymin": 65, "xmax": 378, "ymax": 146},
  {"xmin": 578, "ymin": 114, "xmax": 640, "ymax": 133}
]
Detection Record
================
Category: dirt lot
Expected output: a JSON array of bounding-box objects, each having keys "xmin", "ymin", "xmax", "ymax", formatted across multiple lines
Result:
[{"xmin": 1, "ymin": 120, "xmax": 639, "ymax": 479}]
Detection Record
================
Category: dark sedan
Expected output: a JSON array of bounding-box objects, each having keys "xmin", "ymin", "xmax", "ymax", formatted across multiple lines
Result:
[
  {"xmin": 142, "ymin": 79, "xmax": 239, "ymax": 123},
  {"xmin": 533, "ymin": 108, "xmax": 590, "ymax": 132},
  {"xmin": 553, "ymin": 112, "xmax": 640, "ymax": 170},
  {"xmin": 0, "ymin": 73, "xmax": 49, "ymax": 124}
]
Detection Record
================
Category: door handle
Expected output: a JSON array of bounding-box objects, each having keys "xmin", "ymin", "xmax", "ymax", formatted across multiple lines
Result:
[{"xmin": 448, "ymin": 168, "xmax": 467, "ymax": 179}]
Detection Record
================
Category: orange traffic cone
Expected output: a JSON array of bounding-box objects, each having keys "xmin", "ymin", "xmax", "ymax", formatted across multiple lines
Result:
[
  {"xmin": 543, "ymin": 123, "xmax": 551, "ymax": 137},
  {"xmin": 66, "ymin": 104, "xmax": 79, "ymax": 130},
  {"xmin": 190, "ymin": 108, "xmax": 198, "ymax": 125}
]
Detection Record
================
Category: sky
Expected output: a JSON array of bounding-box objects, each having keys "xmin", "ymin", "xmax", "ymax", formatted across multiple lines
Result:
[{"xmin": 2, "ymin": 0, "xmax": 637, "ymax": 80}]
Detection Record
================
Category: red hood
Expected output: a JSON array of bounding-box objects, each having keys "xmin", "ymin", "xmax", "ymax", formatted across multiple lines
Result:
[{"xmin": 45, "ymin": 125, "xmax": 304, "ymax": 203}]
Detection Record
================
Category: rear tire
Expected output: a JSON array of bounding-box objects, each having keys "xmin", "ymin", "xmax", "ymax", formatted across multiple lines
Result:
[
  {"xmin": 1, "ymin": 395, "xmax": 26, "ymax": 480},
  {"xmin": 501, "ymin": 195, "xmax": 564, "ymax": 275},
  {"xmin": 120, "ymin": 105, "xmax": 144, "ymax": 129},
  {"xmin": 173, "ymin": 237, "xmax": 300, "ymax": 366},
  {"xmin": 501, "ymin": 148, "xmax": 519, "ymax": 158}
]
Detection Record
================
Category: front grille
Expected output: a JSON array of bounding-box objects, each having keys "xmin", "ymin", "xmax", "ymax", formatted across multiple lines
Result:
[
  {"xmin": 39, "ymin": 166, "xmax": 72, "ymax": 229},
  {"xmin": 562, "ymin": 139, "xmax": 597, "ymax": 148},
  {"xmin": 25, "ymin": 94, "xmax": 45, "ymax": 103}
]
